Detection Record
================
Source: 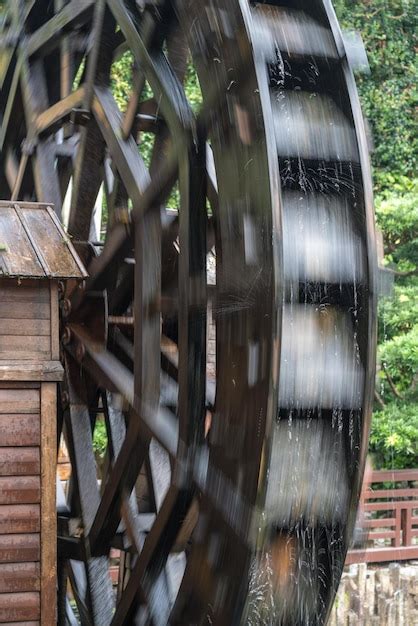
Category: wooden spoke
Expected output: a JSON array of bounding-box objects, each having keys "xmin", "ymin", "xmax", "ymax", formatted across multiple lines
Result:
[
  {"xmin": 108, "ymin": 0, "xmax": 194, "ymax": 135},
  {"xmin": 121, "ymin": 14, "xmax": 157, "ymax": 140},
  {"xmin": 63, "ymin": 359, "xmax": 114, "ymax": 621},
  {"xmin": 92, "ymin": 86, "xmax": 150, "ymax": 206},
  {"xmin": 88, "ymin": 421, "xmax": 150, "ymax": 555},
  {"xmin": 111, "ymin": 486, "xmax": 192, "ymax": 625},
  {"xmin": 20, "ymin": 59, "xmax": 62, "ymax": 212},
  {"xmin": 177, "ymin": 136, "xmax": 207, "ymax": 449},
  {"xmin": 26, "ymin": 0, "xmax": 95, "ymax": 59}
]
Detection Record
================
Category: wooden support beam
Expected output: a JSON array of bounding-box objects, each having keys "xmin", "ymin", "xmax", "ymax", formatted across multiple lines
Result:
[
  {"xmin": 67, "ymin": 324, "xmax": 178, "ymax": 456},
  {"xmin": 20, "ymin": 59, "xmax": 63, "ymax": 214},
  {"xmin": 67, "ymin": 1, "xmax": 113, "ymax": 241},
  {"xmin": 10, "ymin": 152, "xmax": 29, "ymax": 201},
  {"xmin": 35, "ymin": 86, "xmax": 85, "ymax": 135},
  {"xmin": 0, "ymin": 57, "xmax": 22, "ymax": 152},
  {"xmin": 26, "ymin": 0, "xmax": 95, "ymax": 58}
]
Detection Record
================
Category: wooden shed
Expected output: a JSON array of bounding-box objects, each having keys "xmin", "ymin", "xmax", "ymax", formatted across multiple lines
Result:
[{"xmin": 0, "ymin": 201, "xmax": 86, "ymax": 624}]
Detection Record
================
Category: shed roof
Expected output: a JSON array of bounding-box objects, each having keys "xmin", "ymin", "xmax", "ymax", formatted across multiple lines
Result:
[{"xmin": 0, "ymin": 201, "xmax": 87, "ymax": 279}]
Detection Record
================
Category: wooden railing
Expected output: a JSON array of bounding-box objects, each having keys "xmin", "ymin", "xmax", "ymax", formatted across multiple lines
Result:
[{"xmin": 347, "ymin": 469, "xmax": 418, "ymax": 564}]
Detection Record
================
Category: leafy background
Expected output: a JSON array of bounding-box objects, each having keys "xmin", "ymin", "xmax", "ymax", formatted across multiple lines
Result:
[{"xmin": 335, "ymin": 0, "xmax": 417, "ymax": 469}]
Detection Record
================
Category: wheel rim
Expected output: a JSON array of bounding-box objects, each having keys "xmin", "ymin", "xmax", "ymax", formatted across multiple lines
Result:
[{"xmin": 0, "ymin": 1, "xmax": 377, "ymax": 624}]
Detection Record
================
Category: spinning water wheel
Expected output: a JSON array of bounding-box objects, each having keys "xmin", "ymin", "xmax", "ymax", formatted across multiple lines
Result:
[{"xmin": 0, "ymin": 1, "xmax": 377, "ymax": 624}]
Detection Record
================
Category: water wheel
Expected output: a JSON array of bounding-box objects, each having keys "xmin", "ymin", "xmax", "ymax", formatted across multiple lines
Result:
[{"xmin": 0, "ymin": 1, "xmax": 377, "ymax": 624}]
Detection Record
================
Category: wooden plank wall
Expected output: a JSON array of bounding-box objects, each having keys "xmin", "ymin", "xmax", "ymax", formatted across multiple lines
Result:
[
  {"xmin": 0, "ymin": 280, "xmax": 51, "ymax": 361},
  {"xmin": 0, "ymin": 384, "xmax": 41, "ymax": 624},
  {"xmin": 0, "ymin": 279, "xmax": 58, "ymax": 624}
]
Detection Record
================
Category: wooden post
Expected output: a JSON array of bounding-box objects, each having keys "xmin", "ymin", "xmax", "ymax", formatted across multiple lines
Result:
[
  {"xmin": 40, "ymin": 382, "xmax": 57, "ymax": 625},
  {"xmin": 50, "ymin": 282, "xmax": 60, "ymax": 361},
  {"xmin": 401, "ymin": 507, "xmax": 413, "ymax": 546}
]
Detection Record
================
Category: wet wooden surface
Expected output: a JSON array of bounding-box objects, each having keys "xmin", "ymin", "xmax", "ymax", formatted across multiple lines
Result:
[
  {"xmin": 0, "ymin": 592, "xmax": 40, "ymax": 622},
  {"xmin": 0, "ymin": 563, "xmax": 40, "ymax": 593},
  {"xmin": 0, "ymin": 448, "xmax": 40, "ymax": 476},
  {"xmin": 0, "ymin": 534, "xmax": 40, "ymax": 563},
  {"xmin": 0, "ymin": 505, "xmax": 40, "ymax": 534},
  {"xmin": 0, "ymin": 208, "xmax": 43, "ymax": 277},
  {"xmin": 0, "ymin": 415, "xmax": 40, "ymax": 447},
  {"xmin": 0, "ymin": 390, "xmax": 40, "ymax": 414},
  {"xmin": 0, "ymin": 0, "xmax": 378, "ymax": 621},
  {"xmin": 0, "ymin": 477, "xmax": 40, "ymax": 505},
  {"xmin": 0, "ymin": 301, "xmax": 50, "ymax": 320},
  {"xmin": 0, "ymin": 381, "xmax": 41, "ymax": 617},
  {"xmin": 0, "ymin": 281, "xmax": 50, "ymax": 302},
  {"xmin": 0, "ymin": 203, "xmax": 86, "ymax": 279},
  {"xmin": 0, "ymin": 362, "xmax": 63, "ymax": 382}
]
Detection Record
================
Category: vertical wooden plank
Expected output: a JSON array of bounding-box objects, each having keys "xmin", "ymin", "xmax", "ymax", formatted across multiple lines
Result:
[
  {"xmin": 401, "ymin": 507, "xmax": 413, "ymax": 546},
  {"xmin": 40, "ymin": 382, "xmax": 57, "ymax": 626},
  {"xmin": 50, "ymin": 282, "xmax": 59, "ymax": 360}
]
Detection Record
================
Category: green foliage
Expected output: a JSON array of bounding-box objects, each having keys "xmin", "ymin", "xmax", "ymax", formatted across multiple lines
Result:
[
  {"xmin": 111, "ymin": 51, "xmax": 134, "ymax": 112},
  {"xmin": 376, "ymin": 179, "xmax": 418, "ymax": 271},
  {"xmin": 183, "ymin": 63, "xmax": 202, "ymax": 112},
  {"xmin": 369, "ymin": 404, "xmax": 418, "ymax": 470},
  {"xmin": 92, "ymin": 419, "xmax": 108, "ymax": 458},
  {"xmin": 372, "ymin": 183, "xmax": 417, "ymax": 470},
  {"xmin": 372, "ymin": 178, "xmax": 416, "ymax": 470},
  {"xmin": 378, "ymin": 280, "xmax": 418, "ymax": 340},
  {"xmin": 335, "ymin": 0, "xmax": 417, "ymax": 185},
  {"xmin": 378, "ymin": 326, "xmax": 418, "ymax": 398}
]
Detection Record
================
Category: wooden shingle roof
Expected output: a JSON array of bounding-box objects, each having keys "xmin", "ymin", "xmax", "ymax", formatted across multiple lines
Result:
[{"xmin": 0, "ymin": 201, "xmax": 87, "ymax": 279}]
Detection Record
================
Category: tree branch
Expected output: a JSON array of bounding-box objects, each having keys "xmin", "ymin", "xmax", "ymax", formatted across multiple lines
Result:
[
  {"xmin": 374, "ymin": 389, "xmax": 386, "ymax": 410},
  {"xmin": 382, "ymin": 364, "xmax": 403, "ymax": 400}
]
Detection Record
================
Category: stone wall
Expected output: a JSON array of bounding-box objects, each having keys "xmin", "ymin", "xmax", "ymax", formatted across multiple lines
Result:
[{"xmin": 329, "ymin": 563, "xmax": 418, "ymax": 625}]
